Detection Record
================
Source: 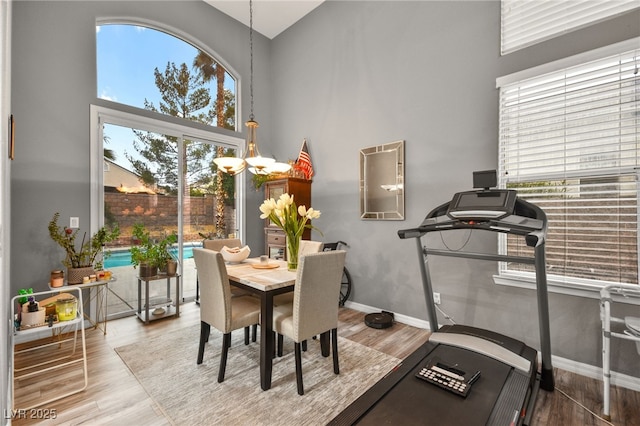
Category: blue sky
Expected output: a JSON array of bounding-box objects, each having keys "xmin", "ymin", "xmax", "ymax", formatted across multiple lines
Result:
[{"xmin": 96, "ymin": 24, "xmax": 235, "ymax": 170}]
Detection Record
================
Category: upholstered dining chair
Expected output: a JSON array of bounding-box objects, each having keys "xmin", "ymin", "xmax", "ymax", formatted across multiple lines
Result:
[
  {"xmin": 193, "ymin": 248, "xmax": 261, "ymax": 383},
  {"xmin": 272, "ymin": 250, "xmax": 346, "ymax": 395},
  {"xmin": 273, "ymin": 240, "xmax": 324, "ymax": 307},
  {"xmin": 199, "ymin": 238, "xmax": 249, "ymax": 297},
  {"xmin": 202, "ymin": 238, "xmax": 259, "ymax": 340},
  {"xmin": 203, "ymin": 238, "xmax": 242, "ymax": 252}
]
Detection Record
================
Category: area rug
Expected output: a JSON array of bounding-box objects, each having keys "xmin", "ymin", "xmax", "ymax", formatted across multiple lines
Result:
[{"xmin": 115, "ymin": 325, "xmax": 400, "ymax": 425}]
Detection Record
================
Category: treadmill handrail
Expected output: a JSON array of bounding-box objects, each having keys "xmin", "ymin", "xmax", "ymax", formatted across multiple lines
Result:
[
  {"xmin": 429, "ymin": 332, "xmax": 531, "ymax": 373},
  {"xmin": 398, "ymin": 197, "xmax": 547, "ymax": 248}
]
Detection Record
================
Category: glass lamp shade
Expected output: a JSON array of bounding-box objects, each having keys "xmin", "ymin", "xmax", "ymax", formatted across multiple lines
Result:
[
  {"xmin": 246, "ymin": 156, "xmax": 276, "ymax": 174},
  {"xmin": 213, "ymin": 156, "xmax": 246, "ymax": 175},
  {"xmin": 249, "ymin": 161, "xmax": 292, "ymax": 175},
  {"xmin": 265, "ymin": 162, "xmax": 292, "ymax": 174}
]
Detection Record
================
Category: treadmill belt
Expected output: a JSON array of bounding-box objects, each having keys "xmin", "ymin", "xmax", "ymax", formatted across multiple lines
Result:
[{"xmin": 356, "ymin": 344, "xmax": 512, "ymax": 425}]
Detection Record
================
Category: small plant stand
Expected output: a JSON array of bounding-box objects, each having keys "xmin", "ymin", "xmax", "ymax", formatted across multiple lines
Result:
[{"xmin": 136, "ymin": 274, "xmax": 180, "ymax": 324}]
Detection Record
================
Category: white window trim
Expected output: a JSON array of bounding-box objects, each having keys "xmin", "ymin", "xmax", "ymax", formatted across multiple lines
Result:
[
  {"xmin": 500, "ymin": 0, "xmax": 640, "ymax": 55},
  {"xmin": 494, "ymin": 272, "xmax": 640, "ymax": 305},
  {"xmin": 89, "ymin": 104, "xmax": 247, "ymax": 244},
  {"xmin": 497, "ymin": 37, "xmax": 640, "ymax": 89}
]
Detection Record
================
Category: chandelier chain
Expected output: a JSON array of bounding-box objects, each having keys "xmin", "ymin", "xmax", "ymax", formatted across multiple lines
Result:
[{"xmin": 249, "ymin": 0, "xmax": 254, "ymax": 121}]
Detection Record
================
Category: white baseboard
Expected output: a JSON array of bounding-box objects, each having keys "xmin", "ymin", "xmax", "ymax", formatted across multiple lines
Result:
[
  {"xmin": 344, "ymin": 300, "xmax": 433, "ymax": 330},
  {"xmin": 343, "ymin": 301, "xmax": 640, "ymax": 392},
  {"xmin": 551, "ymin": 355, "xmax": 640, "ymax": 392}
]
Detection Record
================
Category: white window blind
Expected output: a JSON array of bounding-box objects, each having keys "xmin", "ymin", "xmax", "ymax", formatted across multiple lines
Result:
[
  {"xmin": 501, "ymin": 0, "xmax": 640, "ymax": 55},
  {"xmin": 498, "ymin": 45, "xmax": 639, "ymax": 286}
]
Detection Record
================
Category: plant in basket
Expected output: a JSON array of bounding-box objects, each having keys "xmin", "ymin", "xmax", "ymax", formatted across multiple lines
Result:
[{"xmin": 48, "ymin": 212, "xmax": 120, "ymax": 283}]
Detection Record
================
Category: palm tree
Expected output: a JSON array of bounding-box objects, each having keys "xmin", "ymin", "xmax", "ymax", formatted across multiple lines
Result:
[
  {"xmin": 103, "ymin": 134, "xmax": 116, "ymax": 161},
  {"xmin": 194, "ymin": 51, "xmax": 233, "ymax": 238}
]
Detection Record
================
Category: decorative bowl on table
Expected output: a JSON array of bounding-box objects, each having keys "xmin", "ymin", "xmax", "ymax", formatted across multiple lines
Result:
[{"xmin": 220, "ymin": 245, "xmax": 251, "ymax": 263}]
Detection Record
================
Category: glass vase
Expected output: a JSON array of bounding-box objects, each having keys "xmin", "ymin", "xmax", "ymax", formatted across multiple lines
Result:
[{"xmin": 287, "ymin": 235, "xmax": 301, "ymax": 271}]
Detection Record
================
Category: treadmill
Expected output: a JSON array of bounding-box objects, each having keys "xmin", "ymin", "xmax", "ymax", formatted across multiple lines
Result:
[{"xmin": 330, "ymin": 171, "xmax": 554, "ymax": 426}]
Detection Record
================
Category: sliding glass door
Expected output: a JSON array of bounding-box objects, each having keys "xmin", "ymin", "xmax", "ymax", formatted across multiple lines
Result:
[{"xmin": 92, "ymin": 106, "xmax": 244, "ymax": 319}]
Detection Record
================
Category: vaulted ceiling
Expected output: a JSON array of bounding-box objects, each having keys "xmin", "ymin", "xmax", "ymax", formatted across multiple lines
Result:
[{"xmin": 205, "ymin": 0, "xmax": 324, "ymax": 39}]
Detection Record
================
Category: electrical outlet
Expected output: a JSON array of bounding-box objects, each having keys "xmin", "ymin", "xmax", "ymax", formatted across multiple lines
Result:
[
  {"xmin": 70, "ymin": 217, "xmax": 79, "ymax": 229},
  {"xmin": 433, "ymin": 292, "xmax": 441, "ymax": 305}
]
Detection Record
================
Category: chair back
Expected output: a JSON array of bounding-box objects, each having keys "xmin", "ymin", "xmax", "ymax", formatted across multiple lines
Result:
[
  {"xmin": 193, "ymin": 248, "xmax": 233, "ymax": 333},
  {"xmin": 298, "ymin": 240, "xmax": 324, "ymax": 260},
  {"xmin": 203, "ymin": 238, "xmax": 242, "ymax": 252},
  {"xmin": 292, "ymin": 250, "xmax": 346, "ymax": 341}
]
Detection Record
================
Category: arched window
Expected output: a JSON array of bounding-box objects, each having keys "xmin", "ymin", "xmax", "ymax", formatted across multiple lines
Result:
[
  {"xmin": 94, "ymin": 23, "xmax": 243, "ymax": 318},
  {"xmin": 97, "ymin": 23, "xmax": 236, "ymax": 130}
]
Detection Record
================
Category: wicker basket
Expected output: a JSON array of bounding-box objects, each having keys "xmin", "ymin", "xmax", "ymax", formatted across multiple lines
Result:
[{"xmin": 67, "ymin": 266, "xmax": 95, "ymax": 284}]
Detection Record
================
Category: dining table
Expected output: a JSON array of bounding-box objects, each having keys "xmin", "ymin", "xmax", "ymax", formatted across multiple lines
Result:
[{"xmin": 225, "ymin": 257, "xmax": 296, "ymax": 391}]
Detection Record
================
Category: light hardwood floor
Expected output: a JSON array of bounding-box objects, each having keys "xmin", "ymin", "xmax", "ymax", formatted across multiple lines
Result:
[{"xmin": 10, "ymin": 302, "xmax": 639, "ymax": 425}]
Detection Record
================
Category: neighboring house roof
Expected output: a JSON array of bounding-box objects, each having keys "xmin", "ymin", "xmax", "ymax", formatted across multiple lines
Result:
[{"xmin": 103, "ymin": 159, "xmax": 157, "ymax": 194}]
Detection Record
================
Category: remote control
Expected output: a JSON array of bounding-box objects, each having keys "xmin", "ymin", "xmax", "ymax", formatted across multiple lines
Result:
[{"xmin": 415, "ymin": 365, "xmax": 480, "ymax": 398}]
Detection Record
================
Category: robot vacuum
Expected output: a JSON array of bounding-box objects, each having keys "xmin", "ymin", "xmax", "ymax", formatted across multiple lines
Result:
[{"xmin": 365, "ymin": 311, "xmax": 394, "ymax": 329}]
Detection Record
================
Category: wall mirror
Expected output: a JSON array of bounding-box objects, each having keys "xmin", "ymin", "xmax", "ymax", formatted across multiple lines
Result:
[{"xmin": 360, "ymin": 140, "xmax": 404, "ymax": 220}]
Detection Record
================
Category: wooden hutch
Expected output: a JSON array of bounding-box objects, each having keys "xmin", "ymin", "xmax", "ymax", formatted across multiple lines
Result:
[{"xmin": 263, "ymin": 177, "xmax": 312, "ymax": 260}]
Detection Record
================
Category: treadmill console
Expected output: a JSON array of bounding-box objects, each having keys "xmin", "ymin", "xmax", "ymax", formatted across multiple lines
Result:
[{"xmin": 446, "ymin": 189, "xmax": 517, "ymax": 221}]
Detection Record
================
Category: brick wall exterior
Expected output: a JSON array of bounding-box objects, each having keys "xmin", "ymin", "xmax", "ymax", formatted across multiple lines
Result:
[{"xmin": 105, "ymin": 192, "xmax": 235, "ymax": 245}]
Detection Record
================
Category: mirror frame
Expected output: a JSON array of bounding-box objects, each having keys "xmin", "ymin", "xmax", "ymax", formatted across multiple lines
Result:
[{"xmin": 359, "ymin": 140, "xmax": 405, "ymax": 220}]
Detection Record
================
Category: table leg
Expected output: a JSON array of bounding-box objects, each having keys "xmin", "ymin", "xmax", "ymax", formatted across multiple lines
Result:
[
  {"xmin": 96, "ymin": 284, "xmax": 107, "ymax": 335},
  {"xmin": 176, "ymin": 275, "xmax": 180, "ymax": 317},
  {"xmin": 103, "ymin": 284, "xmax": 108, "ymax": 334},
  {"xmin": 145, "ymin": 280, "xmax": 150, "ymax": 324},
  {"xmin": 260, "ymin": 292, "xmax": 274, "ymax": 391},
  {"xmin": 137, "ymin": 278, "xmax": 142, "ymax": 317}
]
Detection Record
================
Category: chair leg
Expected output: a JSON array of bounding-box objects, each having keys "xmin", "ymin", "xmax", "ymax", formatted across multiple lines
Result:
[
  {"xmin": 277, "ymin": 334, "xmax": 284, "ymax": 357},
  {"xmin": 320, "ymin": 331, "xmax": 330, "ymax": 357},
  {"xmin": 244, "ymin": 327, "xmax": 250, "ymax": 345},
  {"xmin": 218, "ymin": 332, "xmax": 231, "ymax": 383},
  {"xmin": 197, "ymin": 321, "xmax": 210, "ymax": 364},
  {"xmin": 302, "ymin": 340, "xmax": 307, "ymax": 352},
  {"xmin": 271, "ymin": 330, "xmax": 277, "ymax": 358},
  {"xmin": 332, "ymin": 328, "xmax": 340, "ymax": 374},
  {"xmin": 252, "ymin": 324, "xmax": 258, "ymax": 342},
  {"xmin": 294, "ymin": 342, "xmax": 304, "ymax": 395}
]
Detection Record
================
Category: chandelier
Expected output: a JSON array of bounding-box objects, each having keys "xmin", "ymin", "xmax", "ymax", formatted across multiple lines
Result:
[{"xmin": 214, "ymin": 0, "xmax": 290, "ymax": 176}]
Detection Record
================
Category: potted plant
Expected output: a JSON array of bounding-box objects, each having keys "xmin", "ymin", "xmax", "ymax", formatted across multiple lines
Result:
[
  {"xmin": 157, "ymin": 231, "xmax": 179, "ymax": 276},
  {"xmin": 129, "ymin": 224, "xmax": 178, "ymax": 277},
  {"xmin": 48, "ymin": 212, "xmax": 120, "ymax": 284}
]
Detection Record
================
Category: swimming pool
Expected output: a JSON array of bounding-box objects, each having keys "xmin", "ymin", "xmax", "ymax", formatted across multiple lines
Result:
[{"xmin": 104, "ymin": 244, "xmax": 202, "ymax": 268}]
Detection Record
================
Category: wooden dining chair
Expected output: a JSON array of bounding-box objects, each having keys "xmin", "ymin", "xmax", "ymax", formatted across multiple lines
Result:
[
  {"xmin": 272, "ymin": 250, "xmax": 346, "ymax": 395},
  {"xmin": 193, "ymin": 248, "xmax": 261, "ymax": 383}
]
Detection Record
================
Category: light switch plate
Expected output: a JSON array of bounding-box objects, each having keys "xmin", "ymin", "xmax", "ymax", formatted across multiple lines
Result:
[{"xmin": 70, "ymin": 217, "xmax": 79, "ymax": 228}]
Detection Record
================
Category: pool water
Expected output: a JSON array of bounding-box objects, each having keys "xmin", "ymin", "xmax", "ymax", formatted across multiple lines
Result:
[{"xmin": 104, "ymin": 244, "xmax": 201, "ymax": 268}]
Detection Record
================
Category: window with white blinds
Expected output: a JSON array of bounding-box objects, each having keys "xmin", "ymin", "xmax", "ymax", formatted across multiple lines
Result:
[
  {"xmin": 497, "ymin": 43, "xmax": 639, "ymax": 288},
  {"xmin": 501, "ymin": 0, "xmax": 640, "ymax": 55}
]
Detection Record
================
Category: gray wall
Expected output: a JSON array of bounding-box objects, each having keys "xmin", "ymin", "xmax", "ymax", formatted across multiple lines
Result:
[
  {"xmin": 10, "ymin": 0, "xmax": 640, "ymax": 377},
  {"xmin": 269, "ymin": 1, "xmax": 640, "ymax": 376},
  {"xmin": 10, "ymin": 1, "xmax": 268, "ymax": 293}
]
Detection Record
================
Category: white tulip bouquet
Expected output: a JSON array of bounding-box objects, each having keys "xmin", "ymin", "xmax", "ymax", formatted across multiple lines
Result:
[{"xmin": 259, "ymin": 193, "xmax": 321, "ymax": 270}]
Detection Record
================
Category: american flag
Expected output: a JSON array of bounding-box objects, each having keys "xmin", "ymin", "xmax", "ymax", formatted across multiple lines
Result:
[{"xmin": 296, "ymin": 139, "xmax": 314, "ymax": 180}]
